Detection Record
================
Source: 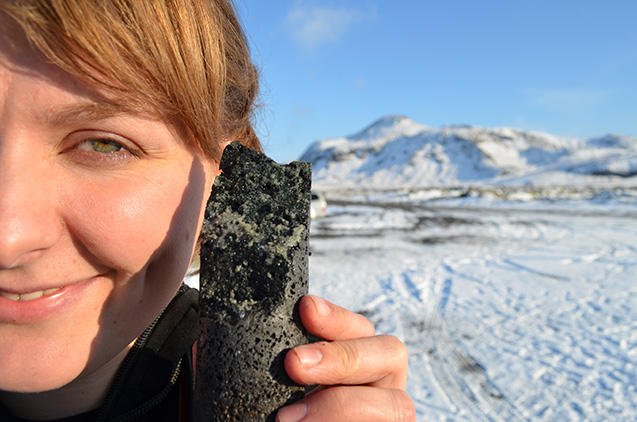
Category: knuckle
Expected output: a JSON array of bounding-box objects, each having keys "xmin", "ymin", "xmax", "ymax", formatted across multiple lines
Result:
[
  {"xmin": 331, "ymin": 387, "xmax": 353, "ymax": 414},
  {"xmin": 390, "ymin": 389, "xmax": 417, "ymax": 421},
  {"xmin": 306, "ymin": 386, "xmax": 350, "ymax": 418},
  {"xmin": 332, "ymin": 341, "xmax": 361, "ymax": 377}
]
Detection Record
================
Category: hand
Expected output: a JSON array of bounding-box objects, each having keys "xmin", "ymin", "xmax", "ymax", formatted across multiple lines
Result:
[{"xmin": 277, "ymin": 295, "xmax": 416, "ymax": 422}]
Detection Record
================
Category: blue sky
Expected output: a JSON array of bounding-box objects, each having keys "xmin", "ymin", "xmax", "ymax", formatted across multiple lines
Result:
[{"xmin": 235, "ymin": 0, "xmax": 637, "ymax": 162}]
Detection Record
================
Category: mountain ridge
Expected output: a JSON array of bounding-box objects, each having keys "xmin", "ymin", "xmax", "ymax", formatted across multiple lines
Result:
[{"xmin": 299, "ymin": 116, "xmax": 637, "ymax": 190}]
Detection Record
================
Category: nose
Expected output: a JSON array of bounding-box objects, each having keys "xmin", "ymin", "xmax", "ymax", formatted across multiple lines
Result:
[{"xmin": 0, "ymin": 139, "xmax": 61, "ymax": 268}]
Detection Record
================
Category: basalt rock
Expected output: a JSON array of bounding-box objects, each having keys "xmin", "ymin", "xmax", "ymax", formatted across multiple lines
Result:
[{"xmin": 194, "ymin": 142, "xmax": 311, "ymax": 421}]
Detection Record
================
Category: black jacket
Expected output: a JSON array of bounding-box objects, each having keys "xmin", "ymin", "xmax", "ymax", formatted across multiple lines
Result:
[{"xmin": 0, "ymin": 285, "xmax": 199, "ymax": 422}]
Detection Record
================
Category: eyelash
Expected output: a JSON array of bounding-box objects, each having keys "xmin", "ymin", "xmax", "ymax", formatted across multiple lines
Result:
[
  {"xmin": 77, "ymin": 138, "xmax": 129, "ymax": 155},
  {"xmin": 63, "ymin": 132, "xmax": 142, "ymax": 166}
]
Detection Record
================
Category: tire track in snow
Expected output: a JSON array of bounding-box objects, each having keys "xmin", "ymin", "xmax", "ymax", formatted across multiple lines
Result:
[
  {"xmin": 363, "ymin": 268, "xmax": 524, "ymax": 421},
  {"xmin": 422, "ymin": 274, "xmax": 525, "ymax": 421}
]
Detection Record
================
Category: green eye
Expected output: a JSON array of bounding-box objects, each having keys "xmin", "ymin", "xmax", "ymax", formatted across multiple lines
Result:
[
  {"xmin": 66, "ymin": 132, "xmax": 139, "ymax": 167},
  {"xmin": 89, "ymin": 139, "xmax": 123, "ymax": 153},
  {"xmin": 67, "ymin": 133, "xmax": 141, "ymax": 168}
]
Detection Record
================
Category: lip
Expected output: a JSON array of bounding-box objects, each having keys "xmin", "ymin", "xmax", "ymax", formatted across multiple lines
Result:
[{"xmin": 0, "ymin": 276, "xmax": 100, "ymax": 324}]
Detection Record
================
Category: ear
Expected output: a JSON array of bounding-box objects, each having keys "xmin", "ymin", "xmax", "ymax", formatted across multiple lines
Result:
[
  {"xmin": 218, "ymin": 138, "xmax": 234, "ymax": 154},
  {"xmin": 211, "ymin": 139, "xmax": 235, "ymax": 176}
]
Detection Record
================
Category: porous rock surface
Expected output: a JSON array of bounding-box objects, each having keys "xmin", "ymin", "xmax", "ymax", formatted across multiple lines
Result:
[{"xmin": 194, "ymin": 142, "xmax": 311, "ymax": 421}]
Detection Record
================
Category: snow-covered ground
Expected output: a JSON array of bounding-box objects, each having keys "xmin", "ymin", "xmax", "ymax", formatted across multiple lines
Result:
[{"xmin": 308, "ymin": 192, "xmax": 637, "ymax": 421}]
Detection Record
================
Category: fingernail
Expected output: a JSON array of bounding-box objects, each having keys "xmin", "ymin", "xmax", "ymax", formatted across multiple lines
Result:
[
  {"xmin": 295, "ymin": 346, "xmax": 323, "ymax": 367},
  {"xmin": 276, "ymin": 402, "xmax": 308, "ymax": 422},
  {"xmin": 311, "ymin": 295, "xmax": 331, "ymax": 317}
]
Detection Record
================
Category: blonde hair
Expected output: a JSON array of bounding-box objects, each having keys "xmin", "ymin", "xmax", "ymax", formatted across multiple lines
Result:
[{"xmin": 1, "ymin": 0, "xmax": 261, "ymax": 159}]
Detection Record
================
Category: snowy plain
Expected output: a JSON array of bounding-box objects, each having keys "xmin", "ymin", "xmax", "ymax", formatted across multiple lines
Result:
[{"xmin": 308, "ymin": 192, "xmax": 637, "ymax": 421}]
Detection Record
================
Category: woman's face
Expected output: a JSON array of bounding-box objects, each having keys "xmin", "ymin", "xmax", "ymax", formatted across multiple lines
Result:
[{"xmin": 0, "ymin": 23, "xmax": 218, "ymax": 391}]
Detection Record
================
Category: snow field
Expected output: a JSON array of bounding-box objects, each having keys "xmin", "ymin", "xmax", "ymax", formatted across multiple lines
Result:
[{"xmin": 308, "ymin": 197, "xmax": 637, "ymax": 421}]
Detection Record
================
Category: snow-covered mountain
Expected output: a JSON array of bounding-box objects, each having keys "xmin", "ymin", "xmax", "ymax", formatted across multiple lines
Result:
[{"xmin": 300, "ymin": 115, "xmax": 637, "ymax": 190}]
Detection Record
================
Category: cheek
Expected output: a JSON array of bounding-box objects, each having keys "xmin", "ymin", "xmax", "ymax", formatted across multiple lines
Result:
[{"xmin": 63, "ymin": 164, "xmax": 207, "ymax": 283}]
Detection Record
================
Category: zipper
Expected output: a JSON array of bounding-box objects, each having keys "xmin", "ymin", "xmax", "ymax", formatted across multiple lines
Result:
[
  {"xmin": 110, "ymin": 357, "xmax": 184, "ymax": 422},
  {"xmin": 94, "ymin": 312, "xmax": 162, "ymax": 422},
  {"xmin": 95, "ymin": 284, "xmax": 191, "ymax": 421}
]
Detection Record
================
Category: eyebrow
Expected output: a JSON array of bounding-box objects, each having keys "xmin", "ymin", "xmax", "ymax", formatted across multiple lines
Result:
[{"xmin": 42, "ymin": 102, "xmax": 128, "ymax": 127}]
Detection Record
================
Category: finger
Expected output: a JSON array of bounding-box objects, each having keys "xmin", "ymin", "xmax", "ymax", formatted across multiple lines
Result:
[
  {"xmin": 298, "ymin": 295, "xmax": 375, "ymax": 340},
  {"xmin": 276, "ymin": 386, "xmax": 416, "ymax": 422},
  {"xmin": 285, "ymin": 335, "xmax": 408, "ymax": 389}
]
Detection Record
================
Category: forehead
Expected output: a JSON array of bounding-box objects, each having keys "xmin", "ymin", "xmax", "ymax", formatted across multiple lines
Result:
[
  {"xmin": 0, "ymin": 11, "xmax": 159, "ymax": 123},
  {"xmin": 0, "ymin": 15, "xmax": 109, "ymax": 108}
]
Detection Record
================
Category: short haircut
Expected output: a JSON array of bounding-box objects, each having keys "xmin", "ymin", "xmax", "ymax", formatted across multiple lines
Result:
[{"xmin": 1, "ymin": 0, "xmax": 261, "ymax": 159}]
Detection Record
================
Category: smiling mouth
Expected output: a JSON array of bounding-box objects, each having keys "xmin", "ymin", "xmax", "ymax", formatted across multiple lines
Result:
[{"xmin": 0, "ymin": 287, "xmax": 63, "ymax": 302}]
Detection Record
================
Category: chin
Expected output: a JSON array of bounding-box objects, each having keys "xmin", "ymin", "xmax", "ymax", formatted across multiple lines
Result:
[
  {"xmin": 0, "ymin": 366, "xmax": 81, "ymax": 393},
  {"xmin": 0, "ymin": 339, "xmax": 90, "ymax": 394}
]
